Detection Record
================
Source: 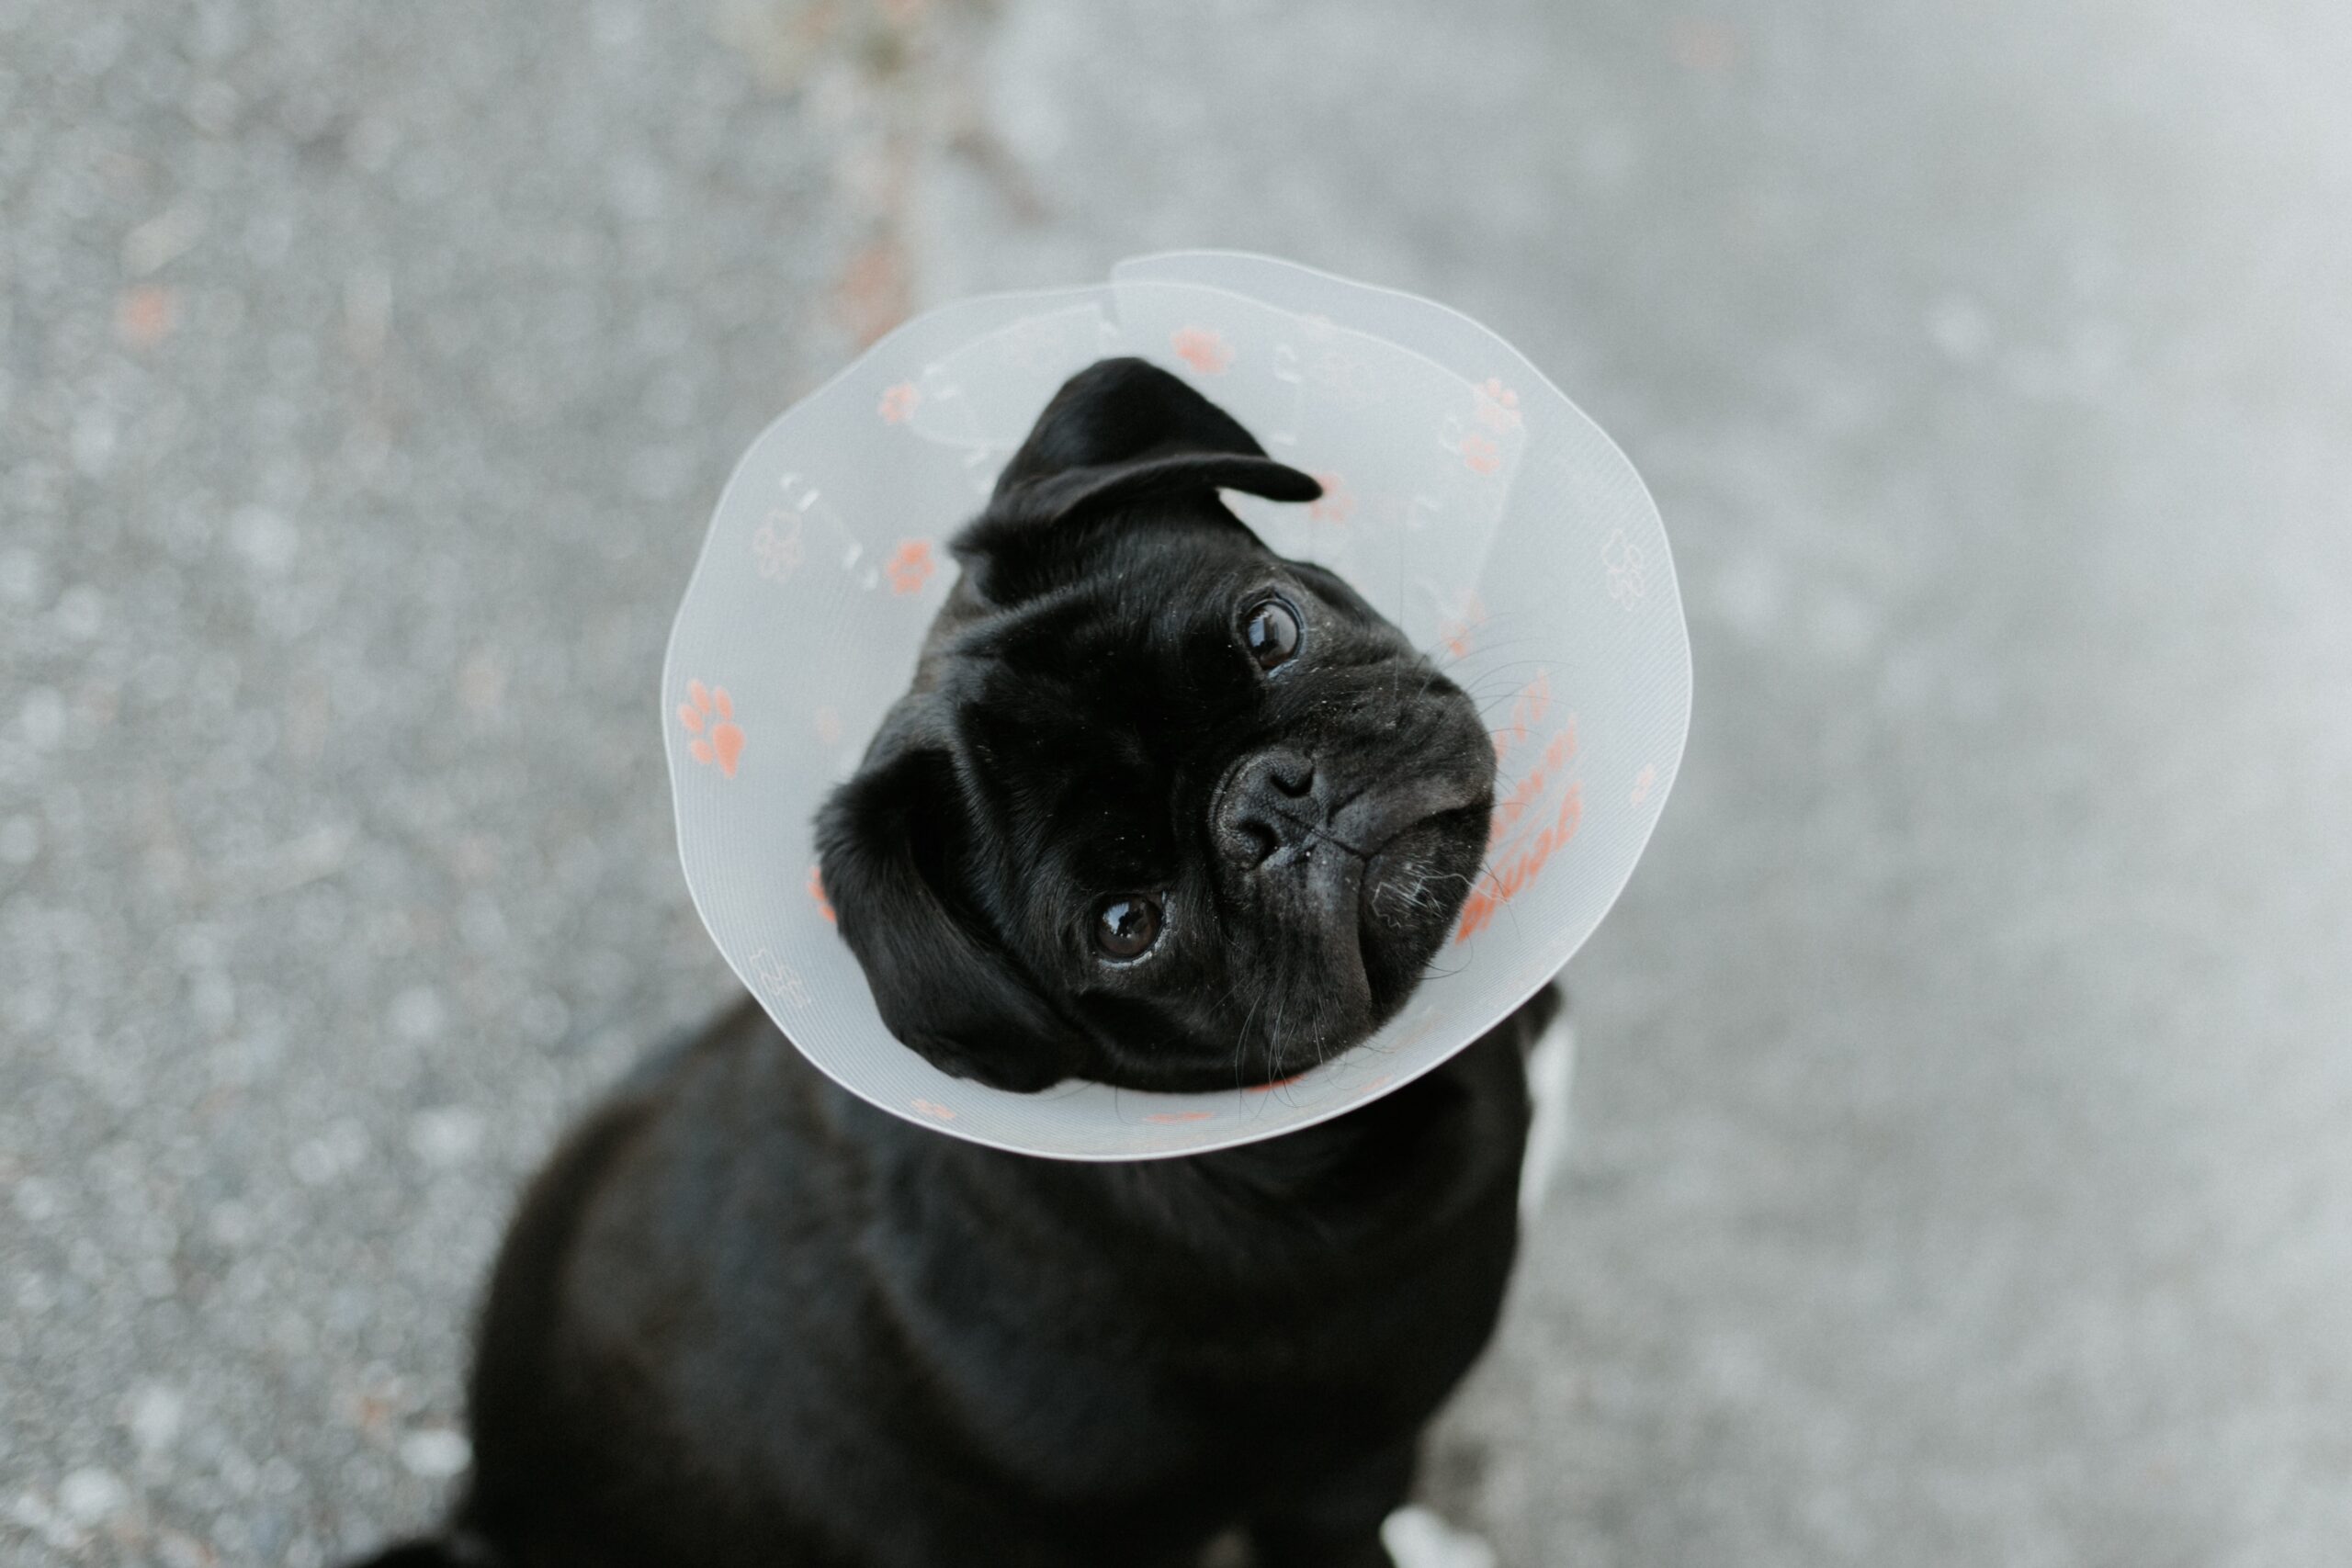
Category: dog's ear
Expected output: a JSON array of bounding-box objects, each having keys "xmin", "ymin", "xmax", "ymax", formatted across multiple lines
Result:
[
  {"xmin": 815, "ymin": 727, "xmax": 1087, "ymax": 1094},
  {"xmin": 956, "ymin": 357, "xmax": 1318, "ymax": 596}
]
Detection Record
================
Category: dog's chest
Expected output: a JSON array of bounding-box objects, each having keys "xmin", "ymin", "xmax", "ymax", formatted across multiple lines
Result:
[
  {"xmin": 856, "ymin": 1135, "xmax": 1522, "ymax": 1498},
  {"xmin": 875, "ymin": 1217, "xmax": 1512, "ymax": 1498}
]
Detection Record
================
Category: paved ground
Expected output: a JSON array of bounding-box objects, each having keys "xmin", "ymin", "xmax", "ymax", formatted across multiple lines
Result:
[{"xmin": 5, "ymin": 0, "xmax": 2349, "ymax": 1564}]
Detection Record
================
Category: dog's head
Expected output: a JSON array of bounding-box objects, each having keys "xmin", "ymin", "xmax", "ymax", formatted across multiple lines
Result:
[{"xmin": 817, "ymin": 358, "xmax": 1496, "ymax": 1094}]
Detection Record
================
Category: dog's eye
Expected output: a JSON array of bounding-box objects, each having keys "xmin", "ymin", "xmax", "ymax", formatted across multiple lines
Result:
[
  {"xmin": 1095, "ymin": 896, "xmax": 1163, "ymax": 960},
  {"xmin": 1242, "ymin": 597, "xmax": 1303, "ymax": 671}
]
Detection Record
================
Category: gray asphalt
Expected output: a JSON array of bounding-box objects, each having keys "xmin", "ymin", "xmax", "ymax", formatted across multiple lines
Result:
[{"xmin": 5, "ymin": 0, "xmax": 2349, "ymax": 1564}]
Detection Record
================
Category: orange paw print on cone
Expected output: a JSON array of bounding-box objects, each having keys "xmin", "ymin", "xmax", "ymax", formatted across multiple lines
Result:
[
  {"xmin": 1438, "ymin": 592, "xmax": 1488, "ymax": 661},
  {"xmin": 877, "ymin": 381, "xmax": 922, "ymax": 424},
  {"xmin": 1244, "ymin": 1072, "xmax": 1309, "ymax": 1095},
  {"xmin": 1308, "ymin": 470, "xmax": 1354, "ymax": 524},
  {"xmin": 679, "ymin": 681, "xmax": 745, "ymax": 778},
  {"xmin": 1170, "ymin": 326, "xmax": 1235, "ymax": 376},
  {"xmin": 1459, "ymin": 433, "xmax": 1502, "ymax": 476},
  {"xmin": 1474, "ymin": 378, "xmax": 1522, "ymax": 432},
  {"xmin": 886, "ymin": 539, "xmax": 934, "ymax": 595}
]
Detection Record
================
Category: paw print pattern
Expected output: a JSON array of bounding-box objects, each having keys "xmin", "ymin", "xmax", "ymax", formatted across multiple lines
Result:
[
  {"xmin": 1631, "ymin": 763, "xmax": 1659, "ymax": 805},
  {"xmin": 679, "ymin": 682, "xmax": 744, "ymax": 777},
  {"xmin": 749, "ymin": 948, "xmax": 812, "ymax": 1010},
  {"xmin": 1306, "ymin": 347, "xmax": 1377, "ymax": 404},
  {"xmin": 1474, "ymin": 378, "xmax": 1523, "ymax": 432},
  {"xmin": 910, "ymin": 1099, "xmax": 958, "ymax": 1122},
  {"xmin": 1491, "ymin": 669, "xmax": 1551, "ymax": 761},
  {"xmin": 1458, "ymin": 779, "xmax": 1581, "ymax": 942},
  {"xmin": 1488, "ymin": 723, "xmax": 1578, "ymax": 846},
  {"xmin": 1308, "ymin": 470, "xmax": 1355, "ymax": 524},
  {"xmin": 1436, "ymin": 590, "xmax": 1488, "ymax": 661},
  {"xmin": 1244, "ymin": 1072, "xmax": 1309, "ymax": 1095},
  {"xmin": 1170, "ymin": 326, "xmax": 1235, "ymax": 376},
  {"xmin": 885, "ymin": 539, "xmax": 935, "ymax": 596},
  {"xmin": 1602, "ymin": 529, "xmax": 1649, "ymax": 606},
  {"xmin": 1461, "ymin": 677, "xmax": 1582, "ymax": 942},
  {"xmin": 807, "ymin": 864, "xmax": 836, "ymax": 925},
  {"xmin": 752, "ymin": 512, "xmax": 805, "ymax": 581},
  {"xmin": 877, "ymin": 381, "xmax": 922, "ymax": 423},
  {"xmin": 1458, "ymin": 433, "xmax": 1502, "ymax": 476}
]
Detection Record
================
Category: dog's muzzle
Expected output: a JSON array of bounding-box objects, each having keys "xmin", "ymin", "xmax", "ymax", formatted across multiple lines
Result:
[{"xmin": 1213, "ymin": 747, "xmax": 1484, "ymax": 901}]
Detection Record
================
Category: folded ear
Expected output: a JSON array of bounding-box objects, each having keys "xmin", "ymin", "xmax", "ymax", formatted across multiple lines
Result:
[
  {"xmin": 956, "ymin": 357, "xmax": 1319, "ymax": 594},
  {"xmin": 992, "ymin": 355, "xmax": 1316, "ymax": 495},
  {"xmin": 814, "ymin": 728, "xmax": 1088, "ymax": 1094}
]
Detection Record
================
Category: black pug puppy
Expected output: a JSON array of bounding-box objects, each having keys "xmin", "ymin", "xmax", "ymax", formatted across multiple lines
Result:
[{"xmin": 354, "ymin": 359, "xmax": 1557, "ymax": 1568}]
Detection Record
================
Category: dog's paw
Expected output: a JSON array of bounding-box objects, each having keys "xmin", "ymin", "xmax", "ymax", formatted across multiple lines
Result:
[
  {"xmin": 1518, "ymin": 1007, "xmax": 1577, "ymax": 1222},
  {"xmin": 1381, "ymin": 1505, "xmax": 1498, "ymax": 1568}
]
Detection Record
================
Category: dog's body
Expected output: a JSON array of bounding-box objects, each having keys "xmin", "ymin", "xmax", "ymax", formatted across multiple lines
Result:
[
  {"xmin": 356, "ymin": 361, "xmax": 1549, "ymax": 1568},
  {"xmin": 379, "ymin": 988, "xmax": 1554, "ymax": 1568}
]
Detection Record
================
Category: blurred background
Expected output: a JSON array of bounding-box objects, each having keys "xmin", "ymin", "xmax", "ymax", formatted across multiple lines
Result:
[{"xmin": 5, "ymin": 0, "xmax": 2348, "ymax": 1562}]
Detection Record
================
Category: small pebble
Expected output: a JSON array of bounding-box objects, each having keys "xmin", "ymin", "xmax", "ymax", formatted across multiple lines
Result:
[
  {"xmin": 130, "ymin": 1383, "xmax": 186, "ymax": 1453},
  {"xmin": 409, "ymin": 1106, "xmax": 487, "ymax": 1169},
  {"xmin": 390, "ymin": 986, "xmax": 447, "ymax": 1043},
  {"xmin": 57, "ymin": 1466, "xmax": 130, "ymax": 1526},
  {"xmin": 397, "ymin": 1429, "xmax": 471, "ymax": 1481}
]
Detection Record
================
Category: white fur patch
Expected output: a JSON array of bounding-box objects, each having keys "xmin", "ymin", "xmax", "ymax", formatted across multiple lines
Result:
[
  {"xmin": 1517, "ymin": 1009, "xmax": 1577, "ymax": 1223},
  {"xmin": 1382, "ymin": 1504, "xmax": 1499, "ymax": 1568}
]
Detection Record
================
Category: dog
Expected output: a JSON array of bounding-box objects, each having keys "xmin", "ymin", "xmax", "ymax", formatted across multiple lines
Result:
[{"xmin": 351, "ymin": 359, "xmax": 1561, "ymax": 1568}]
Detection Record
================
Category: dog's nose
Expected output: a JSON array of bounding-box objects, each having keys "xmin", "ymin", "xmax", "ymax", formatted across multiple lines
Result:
[{"xmin": 1215, "ymin": 748, "xmax": 1321, "ymax": 868}]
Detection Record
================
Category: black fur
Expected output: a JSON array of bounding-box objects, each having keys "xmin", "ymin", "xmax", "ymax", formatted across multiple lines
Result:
[{"xmin": 351, "ymin": 360, "xmax": 1541, "ymax": 1568}]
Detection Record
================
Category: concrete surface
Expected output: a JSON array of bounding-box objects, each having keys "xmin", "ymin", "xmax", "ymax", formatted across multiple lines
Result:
[{"xmin": 5, "ymin": 0, "xmax": 2350, "ymax": 1563}]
